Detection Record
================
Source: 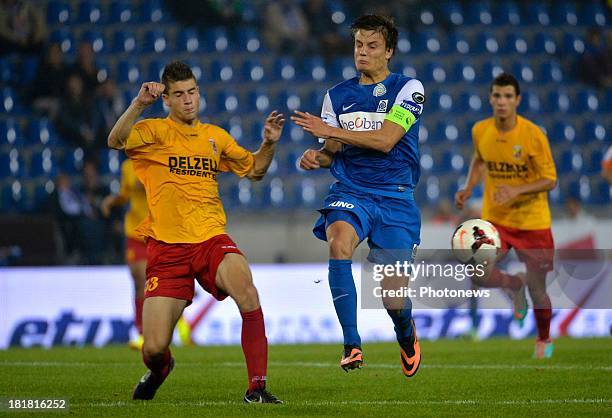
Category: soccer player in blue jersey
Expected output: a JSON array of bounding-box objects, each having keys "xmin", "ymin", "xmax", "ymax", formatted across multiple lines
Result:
[{"xmin": 291, "ymin": 15, "xmax": 424, "ymax": 377}]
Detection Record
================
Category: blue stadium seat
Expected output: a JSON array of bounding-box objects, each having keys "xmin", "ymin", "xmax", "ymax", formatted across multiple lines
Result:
[
  {"xmin": 440, "ymin": 1, "xmax": 464, "ymax": 25},
  {"xmin": 581, "ymin": 2, "xmax": 607, "ymax": 26},
  {"xmin": 28, "ymin": 118, "xmax": 57, "ymax": 147},
  {"xmin": 419, "ymin": 147, "xmax": 434, "ymax": 172},
  {"xmin": 545, "ymin": 91, "xmax": 571, "ymax": 114},
  {"xmin": 576, "ymin": 90, "xmax": 600, "ymax": 113},
  {"xmin": 567, "ymin": 176, "xmax": 593, "ymax": 204},
  {"xmin": 81, "ymin": 30, "xmax": 105, "ymax": 54},
  {"xmin": 30, "ymin": 148, "xmax": 58, "ymax": 178},
  {"xmin": 551, "ymin": 1, "xmax": 578, "ymax": 26},
  {"xmin": 1, "ymin": 88, "xmax": 19, "ymax": 115},
  {"xmin": 494, "ymin": 1, "xmax": 521, "ymax": 25},
  {"xmin": 50, "ymin": 29, "xmax": 74, "ymax": 54},
  {"xmin": 216, "ymin": 90, "xmax": 240, "ymax": 114},
  {"xmin": 112, "ymin": 30, "xmax": 137, "ymax": 53},
  {"xmin": 32, "ymin": 180, "xmax": 55, "ymax": 210},
  {"xmin": 305, "ymin": 89, "xmax": 325, "ymax": 113},
  {"xmin": 429, "ymin": 92, "xmax": 454, "ymax": 113},
  {"xmin": 272, "ymin": 57, "xmax": 297, "ymax": 82},
  {"xmin": 449, "ymin": 62, "xmax": 474, "ymax": 83},
  {"xmin": 532, "ymin": 33, "xmax": 557, "ymax": 55},
  {"xmin": 584, "ymin": 149, "xmax": 604, "ymax": 175},
  {"xmin": 147, "ymin": 60, "xmax": 165, "ymax": 82},
  {"xmin": 413, "ymin": 30, "xmax": 444, "ymax": 54},
  {"xmin": 109, "ymin": 0, "xmax": 133, "ymax": 23},
  {"xmin": 277, "ymin": 89, "xmax": 302, "ymax": 113},
  {"xmin": 423, "ymin": 62, "xmax": 447, "ymax": 84},
  {"xmin": 211, "ymin": 59, "xmax": 235, "ymax": 83},
  {"xmin": 519, "ymin": 91, "xmax": 542, "ymax": 114},
  {"xmin": 0, "ymin": 149, "xmax": 24, "ymax": 178},
  {"xmin": 396, "ymin": 31, "xmax": 412, "ymax": 54},
  {"xmin": 590, "ymin": 178, "xmax": 611, "ymax": 205},
  {"xmin": 474, "ymin": 32, "xmax": 500, "ymax": 54},
  {"xmin": 46, "ymin": 0, "xmax": 71, "ymax": 24},
  {"xmin": 442, "ymin": 149, "xmax": 466, "ymax": 173},
  {"xmin": 99, "ymin": 149, "xmax": 122, "ymax": 176},
  {"xmin": 176, "ymin": 28, "xmax": 200, "ymax": 53},
  {"xmin": 435, "ymin": 121, "xmax": 461, "ymax": 144},
  {"xmin": 262, "ymin": 177, "xmax": 293, "ymax": 208},
  {"xmin": 77, "ymin": 0, "xmax": 102, "ymax": 24},
  {"xmin": 242, "ymin": 59, "xmax": 266, "ymax": 82},
  {"xmin": 295, "ymin": 178, "xmax": 321, "ymax": 209},
  {"xmin": 512, "ymin": 61, "xmax": 535, "ymax": 84},
  {"xmin": 301, "ymin": 57, "xmax": 327, "ymax": 82},
  {"xmin": 0, "ymin": 57, "xmax": 15, "ymax": 84},
  {"xmin": 456, "ymin": 92, "xmax": 484, "ymax": 113},
  {"xmin": 236, "ymin": 27, "xmax": 263, "ymax": 53},
  {"xmin": 550, "ymin": 121, "xmax": 578, "ymax": 145},
  {"xmin": 331, "ymin": 58, "xmax": 358, "ymax": 81},
  {"xmin": 503, "ymin": 33, "xmax": 528, "ymax": 55},
  {"xmin": 0, "ymin": 181, "xmax": 32, "ymax": 213},
  {"xmin": 562, "ymin": 33, "xmax": 585, "ymax": 55},
  {"xmin": 539, "ymin": 60, "xmax": 563, "ymax": 83},
  {"xmin": 116, "ymin": 60, "xmax": 142, "ymax": 85},
  {"xmin": 392, "ymin": 62, "xmax": 417, "ymax": 79},
  {"xmin": 62, "ymin": 148, "xmax": 85, "ymax": 175},
  {"xmin": 19, "ymin": 56, "xmax": 39, "ymax": 86},
  {"xmin": 559, "ymin": 148, "xmax": 583, "ymax": 174},
  {"xmin": 246, "ymin": 89, "xmax": 271, "ymax": 114},
  {"xmin": 203, "ymin": 28, "xmax": 230, "ymax": 53},
  {"xmin": 582, "ymin": 121, "xmax": 607, "ymax": 143},
  {"xmin": 448, "ymin": 31, "xmax": 470, "ymax": 55},
  {"xmin": 524, "ymin": 2, "xmax": 550, "ymax": 25},
  {"xmin": 143, "ymin": 30, "xmax": 169, "ymax": 54},
  {"xmin": 465, "ymin": 1, "xmax": 493, "ymax": 25},
  {"xmin": 0, "ymin": 119, "xmax": 21, "ymax": 148},
  {"xmin": 141, "ymin": 0, "xmax": 167, "ymax": 23}
]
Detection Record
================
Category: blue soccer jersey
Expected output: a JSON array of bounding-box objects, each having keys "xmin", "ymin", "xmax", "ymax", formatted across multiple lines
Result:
[{"xmin": 320, "ymin": 73, "xmax": 425, "ymax": 199}]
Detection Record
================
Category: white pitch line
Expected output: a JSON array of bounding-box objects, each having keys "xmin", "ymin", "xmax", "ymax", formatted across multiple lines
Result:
[
  {"xmin": 1, "ymin": 361, "xmax": 611, "ymax": 372},
  {"xmin": 71, "ymin": 399, "xmax": 612, "ymax": 408}
]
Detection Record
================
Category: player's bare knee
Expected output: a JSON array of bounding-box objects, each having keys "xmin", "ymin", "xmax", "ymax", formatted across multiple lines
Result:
[
  {"xmin": 329, "ymin": 237, "xmax": 354, "ymax": 259},
  {"xmin": 233, "ymin": 284, "xmax": 260, "ymax": 312},
  {"xmin": 143, "ymin": 339, "xmax": 168, "ymax": 359}
]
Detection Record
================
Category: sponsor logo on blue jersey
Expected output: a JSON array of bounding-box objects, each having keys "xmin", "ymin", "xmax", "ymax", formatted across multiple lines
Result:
[{"xmin": 400, "ymin": 100, "xmax": 422, "ymax": 116}]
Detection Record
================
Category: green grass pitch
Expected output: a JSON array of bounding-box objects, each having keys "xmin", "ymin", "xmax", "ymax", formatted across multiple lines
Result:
[{"xmin": 1, "ymin": 337, "xmax": 611, "ymax": 417}]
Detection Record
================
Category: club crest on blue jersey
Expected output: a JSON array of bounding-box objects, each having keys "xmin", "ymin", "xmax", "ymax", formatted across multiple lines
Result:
[
  {"xmin": 373, "ymin": 83, "xmax": 387, "ymax": 97},
  {"xmin": 377, "ymin": 99, "xmax": 388, "ymax": 112}
]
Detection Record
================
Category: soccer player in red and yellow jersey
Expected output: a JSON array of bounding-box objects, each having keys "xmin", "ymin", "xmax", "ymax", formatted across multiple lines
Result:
[
  {"xmin": 101, "ymin": 160, "xmax": 192, "ymax": 350},
  {"xmin": 107, "ymin": 61, "xmax": 285, "ymax": 403},
  {"xmin": 455, "ymin": 73, "xmax": 557, "ymax": 359}
]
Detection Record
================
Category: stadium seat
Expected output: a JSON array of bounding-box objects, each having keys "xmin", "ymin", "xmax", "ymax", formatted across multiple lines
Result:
[
  {"xmin": 32, "ymin": 179, "xmax": 55, "ymax": 211},
  {"xmin": 301, "ymin": 57, "xmax": 327, "ymax": 82},
  {"xmin": 242, "ymin": 59, "xmax": 266, "ymax": 82},
  {"xmin": 581, "ymin": 2, "xmax": 607, "ymax": 26},
  {"xmin": 28, "ymin": 118, "xmax": 57, "ymax": 147},
  {"xmin": 0, "ymin": 149, "xmax": 24, "ymax": 178},
  {"xmin": 448, "ymin": 31, "xmax": 470, "ymax": 55},
  {"xmin": 562, "ymin": 33, "xmax": 585, "ymax": 55},
  {"xmin": 419, "ymin": 147, "xmax": 434, "ymax": 172},
  {"xmin": 430, "ymin": 92, "xmax": 454, "ymax": 113},
  {"xmin": 245, "ymin": 89, "xmax": 270, "ymax": 114},
  {"xmin": 216, "ymin": 90, "xmax": 240, "ymax": 114},
  {"xmin": 439, "ymin": 1, "xmax": 464, "ymax": 25},
  {"xmin": 396, "ymin": 31, "xmax": 412, "ymax": 54},
  {"xmin": 494, "ymin": 1, "xmax": 521, "ymax": 25},
  {"xmin": 435, "ymin": 150, "xmax": 465, "ymax": 174},
  {"xmin": 176, "ymin": 28, "xmax": 200, "ymax": 53},
  {"xmin": 539, "ymin": 60, "xmax": 563, "ymax": 83},
  {"xmin": 1, "ymin": 88, "xmax": 19, "ymax": 114},
  {"xmin": 203, "ymin": 28, "xmax": 230, "ymax": 53},
  {"xmin": 550, "ymin": 121, "xmax": 578, "ymax": 145},
  {"xmin": 109, "ymin": 0, "xmax": 132, "ymax": 23},
  {"xmin": 143, "ymin": 30, "xmax": 169, "ymax": 54},
  {"xmin": 99, "ymin": 149, "xmax": 122, "ymax": 176},
  {"xmin": 393, "ymin": 62, "xmax": 418, "ymax": 79},
  {"xmin": 465, "ymin": 1, "xmax": 493, "ymax": 25},
  {"xmin": 423, "ymin": 62, "xmax": 447, "ymax": 84},
  {"xmin": 532, "ymin": 33, "xmax": 557, "ymax": 55},
  {"xmin": 550, "ymin": 1, "xmax": 578, "ymax": 26},
  {"xmin": 77, "ymin": 0, "xmax": 102, "ymax": 24},
  {"xmin": 305, "ymin": 89, "xmax": 326, "ymax": 114},
  {"xmin": 567, "ymin": 176, "xmax": 593, "ymax": 204},
  {"xmin": 519, "ymin": 91, "xmax": 542, "ymax": 114},
  {"xmin": 576, "ymin": 90, "xmax": 600, "ymax": 113},
  {"xmin": 559, "ymin": 148, "xmax": 583, "ymax": 174},
  {"xmin": 211, "ymin": 59, "xmax": 235, "ymax": 83},
  {"xmin": 262, "ymin": 177, "xmax": 292, "ymax": 208},
  {"xmin": 545, "ymin": 91, "xmax": 571, "ymax": 114},
  {"xmin": 456, "ymin": 92, "xmax": 484, "ymax": 113},
  {"xmin": 523, "ymin": 2, "xmax": 550, "ymax": 25},
  {"xmin": 277, "ymin": 89, "xmax": 302, "ymax": 113},
  {"xmin": 331, "ymin": 58, "xmax": 358, "ymax": 81},
  {"xmin": 236, "ymin": 27, "xmax": 263, "ymax": 53},
  {"xmin": 503, "ymin": 33, "xmax": 528, "ymax": 55},
  {"xmin": 0, "ymin": 181, "xmax": 31, "ymax": 213},
  {"xmin": 582, "ymin": 121, "xmax": 607, "ymax": 143},
  {"xmin": 46, "ymin": 0, "xmax": 71, "ymax": 24},
  {"xmin": 435, "ymin": 121, "xmax": 461, "ymax": 144},
  {"xmin": 512, "ymin": 61, "xmax": 535, "ymax": 84},
  {"xmin": 272, "ymin": 57, "xmax": 297, "ymax": 82},
  {"xmin": 0, "ymin": 119, "xmax": 21, "ymax": 149},
  {"xmin": 141, "ymin": 0, "xmax": 166, "ymax": 23},
  {"xmin": 49, "ymin": 29, "xmax": 74, "ymax": 54},
  {"xmin": 590, "ymin": 178, "xmax": 611, "ymax": 205},
  {"xmin": 413, "ymin": 30, "xmax": 444, "ymax": 54},
  {"xmin": 112, "ymin": 30, "xmax": 137, "ymax": 54},
  {"xmin": 19, "ymin": 56, "xmax": 39, "ymax": 86},
  {"xmin": 0, "ymin": 57, "xmax": 14, "ymax": 84},
  {"xmin": 584, "ymin": 149, "xmax": 604, "ymax": 175},
  {"xmin": 474, "ymin": 33, "xmax": 500, "ymax": 54},
  {"xmin": 62, "ymin": 147, "xmax": 85, "ymax": 175},
  {"xmin": 81, "ymin": 30, "xmax": 105, "ymax": 54},
  {"xmin": 30, "ymin": 148, "xmax": 58, "ymax": 178},
  {"xmin": 116, "ymin": 60, "xmax": 142, "ymax": 85},
  {"xmin": 147, "ymin": 60, "xmax": 165, "ymax": 82}
]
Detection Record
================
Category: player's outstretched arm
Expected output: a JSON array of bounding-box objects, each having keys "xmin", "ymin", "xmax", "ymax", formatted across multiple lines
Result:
[
  {"xmin": 299, "ymin": 139, "xmax": 341, "ymax": 170},
  {"xmin": 107, "ymin": 82, "xmax": 164, "ymax": 149},
  {"xmin": 291, "ymin": 111, "xmax": 405, "ymax": 154},
  {"xmin": 248, "ymin": 111, "xmax": 285, "ymax": 181},
  {"xmin": 455, "ymin": 154, "xmax": 486, "ymax": 210}
]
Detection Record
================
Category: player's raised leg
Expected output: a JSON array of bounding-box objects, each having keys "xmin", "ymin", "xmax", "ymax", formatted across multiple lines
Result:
[
  {"xmin": 326, "ymin": 219, "xmax": 363, "ymax": 371},
  {"xmin": 133, "ymin": 295, "xmax": 186, "ymax": 400},
  {"xmin": 215, "ymin": 253, "xmax": 282, "ymax": 404}
]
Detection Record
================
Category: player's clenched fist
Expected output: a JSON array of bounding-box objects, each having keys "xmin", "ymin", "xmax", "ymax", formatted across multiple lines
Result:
[
  {"xmin": 454, "ymin": 188, "xmax": 472, "ymax": 210},
  {"xmin": 135, "ymin": 82, "xmax": 165, "ymax": 107},
  {"xmin": 299, "ymin": 149, "xmax": 322, "ymax": 170}
]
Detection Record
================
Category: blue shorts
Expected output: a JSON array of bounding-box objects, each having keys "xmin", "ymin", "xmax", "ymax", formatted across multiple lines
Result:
[{"xmin": 313, "ymin": 182, "xmax": 421, "ymax": 264}]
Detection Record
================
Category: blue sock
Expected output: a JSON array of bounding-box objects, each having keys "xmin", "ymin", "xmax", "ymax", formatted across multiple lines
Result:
[
  {"xmin": 387, "ymin": 297, "xmax": 414, "ymax": 342},
  {"xmin": 328, "ymin": 259, "xmax": 361, "ymax": 347}
]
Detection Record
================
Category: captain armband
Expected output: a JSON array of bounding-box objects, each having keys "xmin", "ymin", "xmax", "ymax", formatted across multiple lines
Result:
[{"xmin": 385, "ymin": 104, "xmax": 417, "ymax": 132}]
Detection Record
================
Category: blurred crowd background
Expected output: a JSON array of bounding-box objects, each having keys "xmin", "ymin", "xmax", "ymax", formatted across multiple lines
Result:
[{"xmin": 0, "ymin": 0, "xmax": 610, "ymax": 266}]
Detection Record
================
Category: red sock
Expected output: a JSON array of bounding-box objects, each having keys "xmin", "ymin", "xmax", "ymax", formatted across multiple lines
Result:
[
  {"xmin": 241, "ymin": 307, "xmax": 268, "ymax": 391},
  {"xmin": 134, "ymin": 297, "xmax": 144, "ymax": 334},
  {"xmin": 533, "ymin": 294, "xmax": 552, "ymax": 341},
  {"xmin": 142, "ymin": 348, "xmax": 172, "ymax": 380},
  {"xmin": 482, "ymin": 269, "xmax": 523, "ymax": 290}
]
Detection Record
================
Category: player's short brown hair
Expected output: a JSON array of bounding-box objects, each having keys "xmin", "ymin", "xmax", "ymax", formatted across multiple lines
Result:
[
  {"xmin": 161, "ymin": 61, "xmax": 196, "ymax": 93},
  {"xmin": 351, "ymin": 14, "xmax": 398, "ymax": 59},
  {"xmin": 491, "ymin": 73, "xmax": 521, "ymax": 96}
]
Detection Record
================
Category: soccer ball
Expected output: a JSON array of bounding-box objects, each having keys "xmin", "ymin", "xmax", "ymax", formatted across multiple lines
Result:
[{"xmin": 451, "ymin": 219, "xmax": 501, "ymax": 266}]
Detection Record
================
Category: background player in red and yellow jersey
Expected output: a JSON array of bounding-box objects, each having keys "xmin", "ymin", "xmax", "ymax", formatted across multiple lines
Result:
[
  {"xmin": 101, "ymin": 159, "xmax": 192, "ymax": 350},
  {"xmin": 455, "ymin": 73, "xmax": 557, "ymax": 359},
  {"xmin": 107, "ymin": 61, "xmax": 285, "ymax": 403}
]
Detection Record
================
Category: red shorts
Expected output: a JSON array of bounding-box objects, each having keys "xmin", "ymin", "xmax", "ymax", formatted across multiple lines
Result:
[
  {"xmin": 126, "ymin": 237, "xmax": 147, "ymax": 263},
  {"xmin": 145, "ymin": 234, "xmax": 243, "ymax": 303},
  {"xmin": 492, "ymin": 223, "xmax": 555, "ymax": 273}
]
